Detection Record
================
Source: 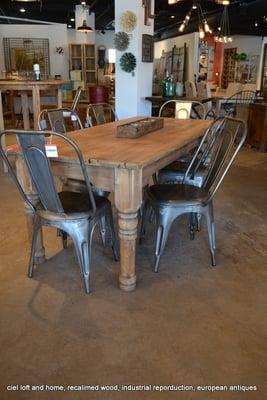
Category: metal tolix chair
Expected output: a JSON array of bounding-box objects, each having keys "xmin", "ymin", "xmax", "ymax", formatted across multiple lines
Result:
[
  {"xmin": 38, "ymin": 107, "xmax": 109, "ymax": 246},
  {"xmin": 140, "ymin": 116, "xmax": 247, "ymax": 272},
  {"xmin": 86, "ymin": 103, "xmax": 118, "ymax": 127},
  {"xmin": 159, "ymin": 99, "xmax": 207, "ymax": 120},
  {"xmin": 157, "ymin": 117, "xmax": 225, "ymax": 186},
  {"xmin": 0, "ymin": 130, "xmax": 119, "ymax": 294},
  {"xmin": 38, "ymin": 107, "xmax": 83, "ymax": 133},
  {"xmin": 71, "ymin": 86, "xmax": 83, "ymax": 112},
  {"xmin": 222, "ymin": 90, "xmax": 256, "ymax": 117}
]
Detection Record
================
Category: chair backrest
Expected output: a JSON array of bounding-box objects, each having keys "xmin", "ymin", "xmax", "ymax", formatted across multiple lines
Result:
[
  {"xmin": 185, "ymin": 80, "xmax": 197, "ymax": 98},
  {"xmin": 196, "ymin": 81, "xmax": 212, "ymax": 112},
  {"xmin": 71, "ymin": 86, "xmax": 83, "ymax": 111},
  {"xmin": 159, "ymin": 100, "xmax": 206, "ymax": 120},
  {"xmin": 38, "ymin": 108, "xmax": 83, "ymax": 133},
  {"xmin": 0, "ymin": 130, "xmax": 96, "ymax": 215},
  {"xmin": 184, "ymin": 116, "xmax": 247, "ymax": 201},
  {"xmin": 225, "ymin": 82, "xmax": 243, "ymax": 97},
  {"xmin": 86, "ymin": 103, "xmax": 118, "ymax": 127},
  {"xmin": 242, "ymin": 83, "xmax": 256, "ymax": 92},
  {"xmin": 223, "ymin": 90, "xmax": 256, "ymax": 116}
]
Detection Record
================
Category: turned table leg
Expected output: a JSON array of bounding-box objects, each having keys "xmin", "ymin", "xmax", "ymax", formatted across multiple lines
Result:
[
  {"xmin": 115, "ymin": 168, "xmax": 142, "ymax": 292},
  {"xmin": 16, "ymin": 156, "xmax": 45, "ymax": 264},
  {"xmin": 32, "ymin": 86, "xmax": 41, "ymax": 131},
  {"xmin": 20, "ymin": 92, "xmax": 30, "ymax": 130},
  {"xmin": 57, "ymin": 87, "xmax": 63, "ymax": 109}
]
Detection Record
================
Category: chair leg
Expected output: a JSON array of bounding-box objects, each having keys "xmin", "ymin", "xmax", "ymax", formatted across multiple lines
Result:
[
  {"xmin": 154, "ymin": 211, "xmax": 173, "ymax": 273},
  {"xmin": 139, "ymin": 201, "xmax": 149, "ymax": 244},
  {"xmin": 99, "ymin": 216, "xmax": 106, "ymax": 247},
  {"xmin": 205, "ymin": 203, "xmax": 216, "ymax": 266},
  {"xmin": 196, "ymin": 212, "xmax": 202, "ymax": 231},
  {"xmin": 28, "ymin": 217, "xmax": 41, "ymax": 278},
  {"xmin": 105, "ymin": 205, "xmax": 119, "ymax": 261},
  {"xmin": 189, "ymin": 213, "xmax": 195, "ymax": 240},
  {"xmin": 70, "ymin": 220, "xmax": 92, "ymax": 294}
]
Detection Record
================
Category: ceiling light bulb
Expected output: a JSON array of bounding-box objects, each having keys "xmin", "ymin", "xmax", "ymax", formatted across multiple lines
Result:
[
  {"xmin": 20, "ymin": 8, "xmax": 26, "ymax": 12},
  {"xmin": 192, "ymin": 4, "xmax": 197, "ymax": 9},
  {"xmin": 70, "ymin": 18, "xmax": 75, "ymax": 22},
  {"xmin": 218, "ymin": 27, "xmax": 221, "ymax": 31},
  {"xmin": 168, "ymin": 0, "xmax": 180, "ymax": 4},
  {"xmin": 179, "ymin": 23, "xmax": 185, "ymax": 32},
  {"xmin": 171, "ymin": 15, "xmax": 175, "ymax": 19},
  {"xmin": 68, "ymin": 25, "xmax": 72, "ymax": 28},
  {"xmin": 204, "ymin": 21, "xmax": 210, "ymax": 32},
  {"xmin": 199, "ymin": 27, "xmax": 205, "ymax": 39},
  {"xmin": 222, "ymin": 0, "xmax": 230, "ymax": 5}
]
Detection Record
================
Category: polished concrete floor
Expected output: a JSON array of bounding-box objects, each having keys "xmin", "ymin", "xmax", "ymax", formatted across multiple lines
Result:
[{"xmin": 0, "ymin": 148, "xmax": 266, "ymax": 400}]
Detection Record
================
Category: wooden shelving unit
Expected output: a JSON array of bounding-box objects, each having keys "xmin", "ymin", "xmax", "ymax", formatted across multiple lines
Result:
[
  {"xmin": 221, "ymin": 47, "xmax": 237, "ymax": 88},
  {"xmin": 69, "ymin": 44, "xmax": 96, "ymax": 90}
]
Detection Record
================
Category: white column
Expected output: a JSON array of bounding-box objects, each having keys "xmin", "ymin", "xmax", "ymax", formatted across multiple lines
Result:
[{"xmin": 115, "ymin": 0, "xmax": 154, "ymax": 119}]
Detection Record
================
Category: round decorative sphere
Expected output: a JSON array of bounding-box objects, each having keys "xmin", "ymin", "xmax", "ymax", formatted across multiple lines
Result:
[
  {"xmin": 120, "ymin": 52, "xmax": 136, "ymax": 73},
  {"xmin": 114, "ymin": 32, "xmax": 130, "ymax": 51}
]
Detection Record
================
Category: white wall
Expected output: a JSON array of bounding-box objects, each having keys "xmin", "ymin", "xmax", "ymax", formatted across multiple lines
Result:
[
  {"xmin": 224, "ymin": 35, "xmax": 262, "ymax": 55},
  {"xmin": 95, "ymin": 31, "xmax": 115, "ymax": 52},
  {"xmin": 154, "ymin": 32, "xmax": 199, "ymax": 81},
  {"xmin": 224, "ymin": 35, "xmax": 264, "ymax": 89},
  {"xmin": 0, "ymin": 24, "xmax": 69, "ymax": 79}
]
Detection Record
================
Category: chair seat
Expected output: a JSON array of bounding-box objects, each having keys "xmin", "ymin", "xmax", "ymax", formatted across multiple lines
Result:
[
  {"xmin": 38, "ymin": 191, "xmax": 109, "ymax": 220},
  {"xmin": 148, "ymin": 184, "xmax": 209, "ymax": 206}
]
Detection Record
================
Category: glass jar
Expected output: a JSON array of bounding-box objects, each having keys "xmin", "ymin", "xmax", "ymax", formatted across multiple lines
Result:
[
  {"xmin": 175, "ymin": 82, "xmax": 183, "ymax": 97},
  {"xmin": 162, "ymin": 73, "xmax": 174, "ymax": 97}
]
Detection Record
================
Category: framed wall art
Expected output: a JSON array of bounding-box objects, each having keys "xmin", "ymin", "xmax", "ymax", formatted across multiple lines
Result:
[{"xmin": 142, "ymin": 34, "xmax": 154, "ymax": 63}]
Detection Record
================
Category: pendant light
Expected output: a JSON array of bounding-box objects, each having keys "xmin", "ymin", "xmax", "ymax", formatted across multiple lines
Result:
[
  {"xmin": 76, "ymin": 1, "xmax": 94, "ymax": 33},
  {"xmin": 214, "ymin": 5, "xmax": 232, "ymax": 43},
  {"xmin": 178, "ymin": 0, "xmax": 212, "ymax": 40},
  {"xmin": 77, "ymin": 19, "xmax": 93, "ymax": 33}
]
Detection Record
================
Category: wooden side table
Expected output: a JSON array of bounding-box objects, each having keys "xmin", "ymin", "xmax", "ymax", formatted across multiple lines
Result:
[{"xmin": 247, "ymin": 103, "xmax": 267, "ymax": 152}]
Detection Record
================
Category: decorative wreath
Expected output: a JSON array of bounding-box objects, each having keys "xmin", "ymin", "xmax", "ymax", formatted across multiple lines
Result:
[
  {"xmin": 120, "ymin": 52, "xmax": 136, "ymax": 73},
  {"xmin": 114, "ymin": 32, "xmax": 130, "ymax": 51},
  {"xmin": 231, "ymin": 52, "xmax": 248, "ymax": 61},
  {"xmin": 119, "ymin": 10, "xmax": 137, "ymax": 32}
]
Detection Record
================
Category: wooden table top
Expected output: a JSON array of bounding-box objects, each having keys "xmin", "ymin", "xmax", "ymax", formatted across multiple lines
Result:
[
  {"xmin": 53, "ymin": 116, "xmax": 210, "ymax": 169},
  {"xmin": 0, "ymin": 80, "xmax": 68, "ymax": 89}
]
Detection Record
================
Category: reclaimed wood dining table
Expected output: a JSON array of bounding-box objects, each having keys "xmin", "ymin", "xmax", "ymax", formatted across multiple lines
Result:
[
  {"xmin": 15, "ymin": 116, "xmax": 210, "ymax": 292},
  {"xmin": 0, "ymin": 79, "xmax": 67, "ymax": 168}
]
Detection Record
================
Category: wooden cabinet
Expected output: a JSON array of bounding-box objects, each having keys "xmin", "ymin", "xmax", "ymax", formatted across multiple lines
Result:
[
  {"xmin": 247, "ymin": 103, "xmax": 267, "ymax": 152},
  {"xmin": 69, "ymin": 44, "xmax": 96, "ymax": 88}
]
